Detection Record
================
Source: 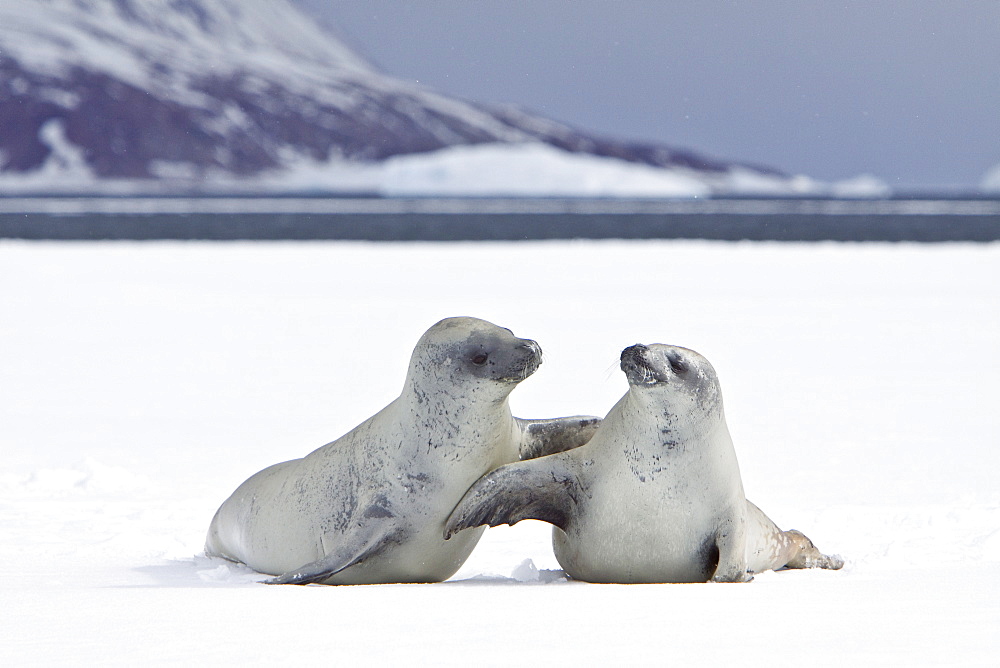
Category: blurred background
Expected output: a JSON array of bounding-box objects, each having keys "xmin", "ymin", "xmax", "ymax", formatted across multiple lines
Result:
[
  {"xmin": 2, "ymin": 0, "xmax": 999, "ymax": 240},
  {"xmin": 3, "ymin": 0, "xmax": 1000, "ymax": 195},
  {"xmin": 312, "ymin": 0, "xmax": 1000, "ymax": 192}
]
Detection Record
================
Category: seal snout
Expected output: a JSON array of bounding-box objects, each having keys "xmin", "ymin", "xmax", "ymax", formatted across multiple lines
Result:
[
  {"xmin": 620, "ymin": 344, "xmax": 657, "ymax": 385},
  {"xmin": 518, "ymin": 339, "xmax": 543, "ymax": 379},
  {"xmin": 621, "ymin": 343, "xmax": 649, "ymax": 362}
]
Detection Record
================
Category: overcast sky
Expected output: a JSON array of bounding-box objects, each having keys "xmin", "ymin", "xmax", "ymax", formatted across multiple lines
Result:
[{"xmin": 295, "ymin": 1, "xmax": 1000, "ymax": 190}]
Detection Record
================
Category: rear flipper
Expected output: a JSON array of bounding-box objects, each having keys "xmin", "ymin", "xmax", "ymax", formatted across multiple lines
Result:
[
  {"xmin": 781, "ymin": 530, "xmax": 845, "ymax": 570},
  {"xmin": 745, "ymin": 500, "xmax": 844, "ymax": 574},
  {"xmin": 265, "ymin": 529, "xmax": 402, "ymax": 585}
]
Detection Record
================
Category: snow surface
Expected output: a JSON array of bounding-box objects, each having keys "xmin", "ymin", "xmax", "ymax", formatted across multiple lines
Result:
[{"xmin": 1, "ymin": 239, "xmax": 998, "ymax": 665}]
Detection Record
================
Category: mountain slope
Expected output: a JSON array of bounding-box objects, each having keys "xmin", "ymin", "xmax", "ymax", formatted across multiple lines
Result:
[{"xmin": 0, "ymin": 0, "xmax": 796, "ymax": 193}]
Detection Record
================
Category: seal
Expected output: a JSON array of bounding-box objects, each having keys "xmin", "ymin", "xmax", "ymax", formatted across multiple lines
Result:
[
  {"xmin": 205, "ymin": 317, "xmax": 600, "ymax": 585},
  {"xmin": 445, "ymin": 343, "xmax": 843, "ymax": 583}
]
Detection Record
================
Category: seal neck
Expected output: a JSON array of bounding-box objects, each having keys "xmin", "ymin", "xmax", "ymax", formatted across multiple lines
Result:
[
  {"xmin": 399, "ymin": 380, "xmax": 519, "ymax": 462},
  {"xmin": 608, "ymin": 388, "xmax": 727, "ymax": 452}
]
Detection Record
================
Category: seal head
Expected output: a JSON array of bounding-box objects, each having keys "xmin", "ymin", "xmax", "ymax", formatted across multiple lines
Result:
[
  {"xmin": 620, "ymin": 343, "xmax": 722, "ymax": 422},
  {"xmin": 407, "ymin": 317, "xmax": 542, "ymax": 404},
  {"xmin": 416, "ymin": 317, "xmax": 541, "ymax": 382}
]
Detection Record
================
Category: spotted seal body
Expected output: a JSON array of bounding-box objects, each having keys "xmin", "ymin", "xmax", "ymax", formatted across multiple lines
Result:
[
  {"xmin": 446, "ymin": 343, "xmax": 843, "ymax": 583},
  {"xmin": 206, "ymin": 317, "xmax": 600, "ymax": 585}
]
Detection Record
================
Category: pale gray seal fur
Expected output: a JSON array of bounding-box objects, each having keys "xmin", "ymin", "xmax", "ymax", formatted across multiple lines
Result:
[
  {"xmin": 446, "ymin": 343, "xmax": 843, "ymax": 583},
  {"xmin": 206, "ymin": 317, "xmax": 600, "ymax": 585}
]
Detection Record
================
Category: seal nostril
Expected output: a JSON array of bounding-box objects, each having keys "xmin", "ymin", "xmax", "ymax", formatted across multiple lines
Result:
[
  {"xmin": 621, "ymin": 344, "xmax": 648, "ymax": 363},
  {"xmin": 519, "ymin": 340, "xmax": 542, "ymax": 363}
]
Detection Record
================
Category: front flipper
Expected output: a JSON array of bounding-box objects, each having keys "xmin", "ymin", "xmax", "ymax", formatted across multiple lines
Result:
[
  {"xmin": 265, "ymin": 529, "xmax": 401, "ymax": 585},
  {"xmin": 709, "ymin": 508, "xmax": 751, "ymax": 583},
  {"xmin": 516, "ymin": 416, "xmax": 601, "ymax": 460},
  {"xmin": 444, "ymin": 454, "xmax": 582, "ymax": 539}
]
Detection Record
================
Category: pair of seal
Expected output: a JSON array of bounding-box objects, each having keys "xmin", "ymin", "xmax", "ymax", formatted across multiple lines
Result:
[
  {"xmin": 445, "ymin": 343, "xmax": 843, "ymax": 583},
  {"xmin": 205, "ymin": 317, "xmax": 600, "ymax": 585}
]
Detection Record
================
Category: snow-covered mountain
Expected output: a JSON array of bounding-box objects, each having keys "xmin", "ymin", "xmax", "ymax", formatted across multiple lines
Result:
[{"xmin": 0, "ymin": 0, "xmax": 852, "ymax": 195}]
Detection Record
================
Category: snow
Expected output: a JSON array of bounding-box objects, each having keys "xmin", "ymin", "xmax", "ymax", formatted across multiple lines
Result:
[
  {"xmin": 379, "ymin": 146, "xmax": 896, "ymax": 197},
  {"xmin": 829, "ymin": 173, "xmax": 894, "ymax": 198},
  {"xmin": 36, "ymin": 119, "xmax": 92, "ymax": 177},
  {"xmin": 0, "ymin": 0, "xmax": 373, "ymax": 90},
  {"xmin": 381, "ymin": 143, "xmax": 713, "ymax": 197},
  {"xmin": 0, "ymin": 136, "xmax": 894, "ymax": 198},
  {"xmin": 1, "ymin": 239, "xmax": 998, "ymax": 665}
]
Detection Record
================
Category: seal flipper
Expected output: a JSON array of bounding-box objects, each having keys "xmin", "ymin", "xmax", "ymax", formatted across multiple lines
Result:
[
  {"xmin": 516, "ymin": 416, "xmax": 601, "ymax": 459},
  {"xmin": 744, "ymin": 500, "xmax": 844, "ymax": 573},
  {"xmin": 708, "ymin": 509, "xmax": 751, "ymax": 583},
  {"xmin": 264, "ymin": 529, "xmax": 401, "ymax": 585},
  {"xmin": 781, "ymin": 530, "xmax": 845, "ymax": 571},
  {"xmin": 445, "ymin": 455, "xmax": 582, "ymax": 539}
]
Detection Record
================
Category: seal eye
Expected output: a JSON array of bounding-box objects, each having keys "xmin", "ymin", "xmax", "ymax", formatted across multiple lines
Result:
[
  {"xmin": 471, "ymin": 353, "xmax": 488, "ymax": 366},
  {"xmin": 667, "ymin": 353, "xmax": 689, "ymax": 376}
]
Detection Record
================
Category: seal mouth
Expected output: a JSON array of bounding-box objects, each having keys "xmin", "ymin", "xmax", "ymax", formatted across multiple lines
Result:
[{"xmin": 620, "ymin": 344, "xmax": 665, "ymax": 385}]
